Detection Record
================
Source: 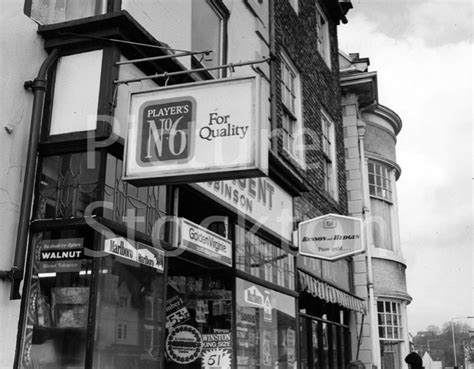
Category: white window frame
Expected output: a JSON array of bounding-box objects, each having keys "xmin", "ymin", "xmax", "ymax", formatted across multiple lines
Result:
[
  {"xmin": 315, "ymin": 2, "xmax": 331, "ymax": 68},
  {"xmin": 368, "ymin": 161, "xmax": 393, "ymax": 202},
  {"xmin": 27, "ymin": 0, "xmax": 106, "ymax": 25},
  {"xmin": 280, "ymin": 51, "xmax": 305, "ymax": 167},
  {"xmin": 191, "ymin": 0, "xmax": 227, "ymax": 78},
  {"xmin": 377, "ymin": 300, "xmax": 403, "ymax": 341},
  {"xmin": 321, "ymin": 110, "xmax": 338, "ymax": 201}
]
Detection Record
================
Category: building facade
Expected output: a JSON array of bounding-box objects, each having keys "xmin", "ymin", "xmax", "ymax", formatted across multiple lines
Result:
[
  {"xmin": 340, "ymin": 51, "xmax": 412, "ymax": 369},
  {"xmin": 0, "ymin": 1, "xmax": 375, "ymax": 369}
]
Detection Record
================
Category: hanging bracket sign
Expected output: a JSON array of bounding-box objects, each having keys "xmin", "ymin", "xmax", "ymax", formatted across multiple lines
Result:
[
  {"xmin": 298, "ymin": 214, "xmax": 364, "ymax": 261},
  {"xmin": 124, "ymin": 76, "xmax": 268, "ymax": 186}
]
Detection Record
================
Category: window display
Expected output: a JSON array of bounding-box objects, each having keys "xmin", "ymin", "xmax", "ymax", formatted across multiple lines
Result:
[
  {"xmin": 235, "ymin": 279, "xmax": 297, "ymax": 369},
  {"xmin": 20, "ymin": 232, "xmax": 92, "ymax": 369},
  {"xmin": 92, "ymin": 250, "xmax": 165, "ymax": 369},
  {"xmin": 165, "ymin": 260, "xmax": 233, "ymax": 369}
]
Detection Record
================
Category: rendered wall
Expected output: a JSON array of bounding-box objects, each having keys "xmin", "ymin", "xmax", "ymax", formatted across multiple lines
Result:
[{"xmin": 0, "ymin": 2, "xmax": 48, "ymax": 367}]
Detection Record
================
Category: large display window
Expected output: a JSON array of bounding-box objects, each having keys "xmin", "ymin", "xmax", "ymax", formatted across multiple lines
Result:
[
  {"xmin": 164, "ymin": 258, "xmax": 233, "ymax": 369},
  {"xmin": 92, "ymin": 252, "xmax": 165, "ymax": 369},
  {"xmin": 235, "ymin": 278, "xmax": 297, "ymax": 369}
]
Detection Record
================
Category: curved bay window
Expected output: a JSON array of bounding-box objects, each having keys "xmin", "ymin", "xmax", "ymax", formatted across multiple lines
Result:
[
  {"xmin": 378, "ymin": 300, "xmax": 403, "ymax": 369},
  {"xmin": 368, "ymin": 160, "xmax": 394, "ymax": 251}
]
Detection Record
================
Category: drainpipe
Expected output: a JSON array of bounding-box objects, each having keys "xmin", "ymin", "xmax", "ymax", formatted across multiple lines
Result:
[
  {"xmin": 357, "ymin": 119, "xmax": 381, "ymax": 369},
  {"xmin": 0, "ymin": 48, "xmax": 60, "ymax": 300}
]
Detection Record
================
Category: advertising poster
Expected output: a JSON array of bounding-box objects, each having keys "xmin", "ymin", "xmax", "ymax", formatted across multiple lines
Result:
[
  {"xmin": 37, "ymin": 238, "xmax": 83, "ymax": 273},
  {"xmin": 165, "ymin": 294, "xmax": 191, "ymax": 329},
  {"xmin": 166, "ymin": 325, "xmax": 203, "ymax": 364},
  {"xmin": 261, "ymin": 330, "xmax": 272, "ymax": 368},
  {"xmin": 201, "ymin": 333, "xmax": 232, "ymax": 369}
]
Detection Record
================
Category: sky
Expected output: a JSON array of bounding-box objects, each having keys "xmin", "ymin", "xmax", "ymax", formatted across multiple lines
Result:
[{"xmin": 338, "ymin": 0, "xmax": 473, "ymax": 334}]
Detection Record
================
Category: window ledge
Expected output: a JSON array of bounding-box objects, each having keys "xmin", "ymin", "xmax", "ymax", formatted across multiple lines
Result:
[{"xmin": 269, "ymin": 150, "xmax": 308, "ymax": 196}]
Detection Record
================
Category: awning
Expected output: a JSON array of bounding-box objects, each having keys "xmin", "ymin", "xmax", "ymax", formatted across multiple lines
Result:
[{"xmin": 298, "ymin": 270, "xmax": 367, "ymax": 314}]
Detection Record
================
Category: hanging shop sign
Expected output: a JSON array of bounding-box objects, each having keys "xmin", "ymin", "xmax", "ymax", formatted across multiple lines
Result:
[
  {"xmin": 194, "ymin": 177, "xmax": 293, "ymax": 241},
  {"xmin": 166, "ymin": 325, "xmax": 203, "ymax": 364},
  {"xmin": 124, "ymin": 76, "xmax": 268, "ymax": 186},
  {"xmin": 298, "ymin": 214, "xmax": 363, "ymax": 261},
  {"xmin": 104, "ymin": 237, "xmax": 164, "ymax": 272},
  {"xmin": 37, "ymin": 238, "xmax": 84, "ymax": 273},
  {"xmin": 179, "ymin": 218, "xmax": 232, "ymax": 266},
  {"xmin": 201, "ymin": 333, "xmax": 232, "ymax": 369}
]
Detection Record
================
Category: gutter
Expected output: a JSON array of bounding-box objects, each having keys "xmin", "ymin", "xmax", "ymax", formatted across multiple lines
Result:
[{"xmin": 0, "ymin": 48, "xmax": 60, "ymax": 299}]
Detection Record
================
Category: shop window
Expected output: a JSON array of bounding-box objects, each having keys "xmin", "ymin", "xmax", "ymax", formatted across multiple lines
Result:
[
  {"xmin": 19, "ymin": 230, "xmax": 94, "ymax": 369},
  {"xmin": 368, "ymin": 161, "xmax": 393, "ymax": 201},
  {"xmin": 235, "ymin": 226, "xmax": 295, "ymax": 290},
  {"xmin": 236, "ymin": 278, "xmax": 297, "ymax": 369},
  {"xmin": 280, "ymin": 51, "xmax": 304, "ymax": 166},
  {"xmin": 321, "ymin": 110, "xmax": 338, "ymax": 201},
  {"xmin": 93, "ymin": 249, "xmax": 166, "ymax": 368},
  {"xmin": 377, "ymin": 300, "xmax": 402, "ymax": 340},
  {"xmin": 299, "ymin": 315, "xmax": 351, "ymax": 369},
  {"xmin": 36, "ymin": 153, "xmax": 101, "ymax": 220},
  {"xmin": 315, "ymin": 2, "xmax": 331, "ymax": 68},
  {"xmin": 165, "ymin": 258, "xmax": 233, "ymax": 369},
  {"xmin": 191, "ymin": 0, "xmax": 228, "ymax": 78},
  {"xmin": 25, "ymin": 0, "xmax": 106, "ymax": 25}
]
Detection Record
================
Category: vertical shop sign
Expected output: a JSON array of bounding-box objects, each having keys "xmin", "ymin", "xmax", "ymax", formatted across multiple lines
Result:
[
  {"xmin": 201, "ymin": 333, "xmax": 232, "ymax": 369},
  {"xmin": 37, "ymin": 238, "xmax": 83, "ymax": 273}
]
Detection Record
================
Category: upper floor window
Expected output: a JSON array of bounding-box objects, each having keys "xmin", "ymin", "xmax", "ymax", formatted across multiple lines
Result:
[
  {"xmin": 377, "ymin": 300, "xmax": 402, "ymax": 340},
  {"xmin": 315, "ymin": 2, "xmax": 331, "ymax": 68},
  {"xmin": 117, "ymin": 323, "xmax": 128, "ymax": 341},
  {"xmin": 25, "ymin": 0, "xmax": 106, "ymax": 25},
  {"xmin": 191, "ymin": 0, "xmax": 228, "ymax": 78},
  {"xmin": 321, "ymin": 110, "xmax": 338, "ymax": 200},
  {"xmin": 368, "ymin": 161, "xmax": 392, "ymax": 202},
  {"xmin": 280, "ymin": 52, "xmax": 304, "ymax": 166}
]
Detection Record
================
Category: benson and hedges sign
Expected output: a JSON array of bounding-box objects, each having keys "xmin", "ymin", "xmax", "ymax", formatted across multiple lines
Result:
[
  {"xmin": 124, "ymin": 76, "xmax": 267, "ymax": 185},
  {"xmin": 298, "ymin": 214, "xmax": 364, "ymax": 261}
]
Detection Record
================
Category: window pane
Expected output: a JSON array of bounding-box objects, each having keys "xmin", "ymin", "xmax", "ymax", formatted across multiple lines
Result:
[
  {"xmin": 192, "ymin": 1, "xmax": 223, "ymax": 76},
  {"xmin": 236, "ymin": 279, "xmax": 296, "ymax": 369}
]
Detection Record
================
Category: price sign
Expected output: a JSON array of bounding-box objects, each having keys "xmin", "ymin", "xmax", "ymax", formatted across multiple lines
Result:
[{"xmin": 202, "ymin": 348, "xmax": 232, "ymax": 369}]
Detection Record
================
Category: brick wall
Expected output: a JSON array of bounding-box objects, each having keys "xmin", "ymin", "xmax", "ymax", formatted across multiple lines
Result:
[{"xmin": 274, "ymin": 0, "xmax": 348, "ymax": 222}]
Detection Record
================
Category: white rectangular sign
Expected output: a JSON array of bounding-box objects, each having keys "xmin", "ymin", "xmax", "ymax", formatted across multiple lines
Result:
[
  {"xmin": 124, "ymin": 76, "xmax": 268, "ymax": 185},
  {"xmin": 194, "ymin": 178, "xmax": 294, "ymax": 241},
  {"xmin": 179, "ymin": 218, "xmax": 232, "ymax": 266},
  {"xmin": 104, "ymin": 237, "xmax": 164, "ymax": 272}
]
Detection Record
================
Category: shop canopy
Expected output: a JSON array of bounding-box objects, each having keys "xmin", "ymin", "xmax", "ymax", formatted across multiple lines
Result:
[{"xmin": 298, "ymin": 271, "xmax": 367, "ymax": 314}]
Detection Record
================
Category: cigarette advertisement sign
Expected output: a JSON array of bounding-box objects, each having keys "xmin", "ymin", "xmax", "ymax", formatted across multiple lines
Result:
[
  {"xmin": 201, "ymin": 333, "xmax": 232, "ymax": 369},
  {"xmin": 298, "ymin": 214, "xmax": 364, "ymax": 261},
  {"xmin": 104, "ymin": 237, "xmax": 164, "ymax": 272},
  {"xmin": 37, "ymin": 238, "xmax": 84, "ymax": 273},
  {"xmin": 124, "ymin": 76, "xmax": 268, "ymax": 185},
  {"xmin": 179, "ymin": 218, "xmax": 232, "ymax": 266}
]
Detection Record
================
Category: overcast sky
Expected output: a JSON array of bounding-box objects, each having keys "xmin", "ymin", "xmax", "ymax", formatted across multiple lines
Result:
[{"xmin": 338, "ymin": 0, "xmax": 473, "ymax": 334}]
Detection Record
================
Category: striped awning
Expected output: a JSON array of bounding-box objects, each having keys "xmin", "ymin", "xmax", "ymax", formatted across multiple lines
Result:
[{"xmin": 298, "ymin": 270, "xmax": 367, "ymax": 314}]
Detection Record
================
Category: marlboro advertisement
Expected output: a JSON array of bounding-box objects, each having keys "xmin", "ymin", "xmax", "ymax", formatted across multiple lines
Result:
[{"xmin": 124, "ymin": 76, "xmax": 268, "ymax": 185}]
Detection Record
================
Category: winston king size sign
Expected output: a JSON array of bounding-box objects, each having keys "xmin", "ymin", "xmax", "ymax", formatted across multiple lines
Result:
[{"xmin": 124, "ymin": 76, "xmax": 268, "ymax": 185}]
